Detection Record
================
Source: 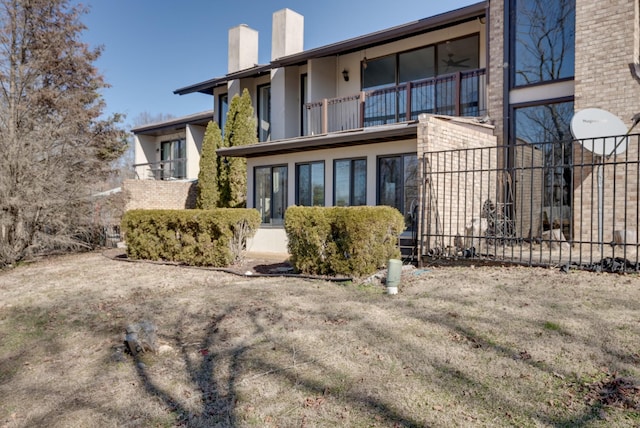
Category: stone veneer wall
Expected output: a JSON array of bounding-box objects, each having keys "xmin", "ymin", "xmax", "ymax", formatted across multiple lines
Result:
[
  {"xmin": 417, "ymin": 115, "xmax": 497, "ymax": 254},
  {"xmin": 123, "ymin": 179, "xmax": 197, "ymax": 211},
  {"xmin": 573, "ymin": 0, "xmax": 640, "ymax": 245}
]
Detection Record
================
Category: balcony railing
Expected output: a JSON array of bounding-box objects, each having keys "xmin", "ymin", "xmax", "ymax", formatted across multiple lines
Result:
[
  {"xmin": 133, "ymin": 158, "xmax": 186, "ymax": 180},
  {"xmin": 304, "ymin": 68, "xmax": 486, "ymax": 136}
]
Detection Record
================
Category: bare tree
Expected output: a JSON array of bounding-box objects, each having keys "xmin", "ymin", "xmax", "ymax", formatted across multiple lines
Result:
[{"xmin": 0, "ymin": 0, "xmax": 126, "ymax": 267}]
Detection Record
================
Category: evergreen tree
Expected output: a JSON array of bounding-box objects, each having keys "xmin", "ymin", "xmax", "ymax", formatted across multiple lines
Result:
[
  {"xmin": 196, "ymin": 121, "xmax": 222, "ymax": 209},
  {"xmin": 219, "ymin": 89, "xmax": 256, "ymax": 208}
]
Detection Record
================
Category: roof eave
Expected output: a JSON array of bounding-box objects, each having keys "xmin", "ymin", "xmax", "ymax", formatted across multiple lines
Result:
[
  {"xmin": 173, "ymin": 1, "xmax": 486, "ymax": 96},
  {"xmin": 217, "ymin": 123, "xmax": 418, "ymax": 158},
  {"xmin": 132, "ymin": 111, "xmax": 214, "ymax": 136},
  {"xmin": 174, "ymin": 64, "xmax": 272, "ymax": 96},
  {"xmin": 272, "ymin": 2, "xmax": 487, "ymax": 67}
]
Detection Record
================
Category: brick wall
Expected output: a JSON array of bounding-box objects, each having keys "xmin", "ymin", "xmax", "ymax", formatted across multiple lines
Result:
[
  {"xmin": 417, "ymin": 115, "xmax": 497, "ymax": 253},
  {"xmin": 487, "ymin": 0, "xmax": 505, "ymax": 146},
  {"xmin": 513, "ymin": 143, "xmax": 544, "ymax": 238},
  {"xmin": 573, "ymin": 0, "xmax": 640, "ymax": 245},
  {"xmin": 123, "ymin": 179, "xmax": 197, "ymax": 211}
]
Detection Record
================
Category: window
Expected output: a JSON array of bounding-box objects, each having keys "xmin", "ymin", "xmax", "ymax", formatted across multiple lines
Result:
[
  {"xmin": 512, "ymin": 0, "xmax": 575, "ymax": 86},
  {"xmin": 436, "ymin": 37, "xmax": 480, "ymax": 75},
  {"xmin": 362, "ymin": 34, "xmax": 480, "ymax": 124},
  {"xmin": 514, "ymin": 100, "xmax": 574, "ymax": 213},
  {"xmin": 218, "ymin": 93, "xmax": 229, "ymax": 133},
  {"xmin": 255, "ymin": 165, "xmax": 288, "ymax": 225},
  {"xmin": 362, "ymin": 55, "xmax": 396, "ymax": 90},
  {"xmin": 160, "ymin": 138, "xmax": 185, "ymax": 179},
  {"xmin": 296, "ymin": 161, "xmax": 324, "ymax": 206},
  {"xmin": 378, "ymin": 154, "xmax": 419, "ymax": 228},
  {"xmin": 334, "ymin": 159, "xmax": 367, "ymax": 206},
  {"xmin": 362, "ymin": 35, "xmax": 480, "ymax": 91},
  {"xmin": 399, "ymin": 46, "xmax": 435, "ymax": 83},
  {"xmin": 258, "ymin": 84, "xmax": 271, "ymax": 142}
]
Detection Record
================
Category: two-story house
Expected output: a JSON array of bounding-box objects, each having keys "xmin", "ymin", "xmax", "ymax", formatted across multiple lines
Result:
[
  {"xmin": 131, "ymin": 0, "xmax": 640, "ymax": 267},
  {"xmin": 173, "ymin": 3, "xmax": 491, "ymax": 254}
]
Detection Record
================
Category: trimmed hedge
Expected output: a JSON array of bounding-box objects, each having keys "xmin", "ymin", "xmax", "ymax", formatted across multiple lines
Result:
[
  {"xmin": 121, "ymin": 209, "xmax": 260, "ymax": 266},
  {"xmin": 284, "ymin": 206, "xmax": 405, "ymax": 276}
]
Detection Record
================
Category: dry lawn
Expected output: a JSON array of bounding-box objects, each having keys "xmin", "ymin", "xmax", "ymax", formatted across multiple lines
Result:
[{"xmin": 1, "ymin": 252, "xmax": 640, "ymax": 427}]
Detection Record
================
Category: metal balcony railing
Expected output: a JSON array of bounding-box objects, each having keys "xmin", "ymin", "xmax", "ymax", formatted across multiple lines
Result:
[
  {"xmin": 133, "ymin": 158, "xmax": 187, "ymax": 180},
  {"xmin": 304, "ymin": 68, "xmax": 487, "ymax": 136}
]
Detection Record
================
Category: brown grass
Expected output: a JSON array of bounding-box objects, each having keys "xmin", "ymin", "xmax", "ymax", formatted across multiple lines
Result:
[{"xmin": 1, "ymin": 252, "xmax": 640, "ymax": 427}]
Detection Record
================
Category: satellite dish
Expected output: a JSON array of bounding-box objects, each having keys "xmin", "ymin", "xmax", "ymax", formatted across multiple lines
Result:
[{"xmin": 570, "ymin": 108, "xmax": 628, "ymax": 156}]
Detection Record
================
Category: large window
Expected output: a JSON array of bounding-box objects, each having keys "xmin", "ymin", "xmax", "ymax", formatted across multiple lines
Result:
[
  {"xmin": 514, "ymin": 100, "xmax": 574, "ymax": 228},
  {"xmin": 258, "ymin": 84, "xmax": 271, "ymax": 142},
  {"xmin": 160, "ymin": 138, "xmax": 185, "ymax": 179},
  {"xmin": 255, "ymin": 165, "xmax": 287, "ymax": 225},
  {"xmin": 513, "ymin": 0, "xmax": 575, "ymax": 86},
  {"xmin": 296, "ymin": 161, "xmax": 324, "ymax": 206},
  {"xmin": 362, "ymin": 34, "xmax": 480, "ymax": 124},
  {"xmin": 334, "ymin": 159, "xmax": 367, "ymax": 207},
  {"xmin": 378, "ymin": 154, "xmax": 419, "ymax": 227},
  {"xmin": 362, "ymin": 34, "xmax": 479, "ymax": 91}
]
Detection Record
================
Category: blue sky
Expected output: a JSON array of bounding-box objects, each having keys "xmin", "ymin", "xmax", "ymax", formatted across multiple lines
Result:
[{"xmin": 80, "ymin": 0, "xmax": 479, "ymax": 128}]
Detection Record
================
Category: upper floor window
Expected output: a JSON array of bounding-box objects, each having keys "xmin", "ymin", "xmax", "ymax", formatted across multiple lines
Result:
[
  {"xmin": 362, "ymin": 34, "xmax": 479, "ymax": 91},
  {"xmin": 258, "ymin": 84, "xmax": 271, "ymax": 142},
  {"xmin": 218, "ymin": 93, "xmax": 229, "ymax": 133},
  {"xmin": 160, "ymin": 138, "xmax": 186, "ymax": 180},
  {"xmin": 512, "ymin": 0, "xmax": 575, "ymax": 86}
]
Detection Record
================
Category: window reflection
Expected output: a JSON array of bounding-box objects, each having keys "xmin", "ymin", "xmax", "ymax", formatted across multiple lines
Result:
[
  {"xmin": 514, "ymin": 101, "xmax": 573, "ymax": 210},
  {"xmin": 296, "ymin": 161, "xmax": 324, "ymax": 206},
  {"xmin": 513, "ymin": 0, "xmax": 575, "ymax": 86}
]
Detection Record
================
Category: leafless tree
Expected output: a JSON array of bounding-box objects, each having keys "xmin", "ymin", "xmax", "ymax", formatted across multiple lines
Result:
[{"xmin": 0, "ymin": 0, "xmax": 126, "ymax": 267}]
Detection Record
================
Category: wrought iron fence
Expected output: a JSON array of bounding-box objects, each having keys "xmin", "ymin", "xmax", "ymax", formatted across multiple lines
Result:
[{"xmin": 419, "ymin": 134, "xmax": 640, "ymax": 272}]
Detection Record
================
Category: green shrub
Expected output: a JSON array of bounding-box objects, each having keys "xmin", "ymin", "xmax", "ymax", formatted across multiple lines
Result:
[
  {"xmin": 121, "ymin": 209, "xmax": 260, "ymax": 267},
  {"xmin": 285, "ymin": 206, "xmax": 405, "ymax": 276},
  {"xmin": 284, "ymin": 206, "xmax": 332, "ymax": 275}
]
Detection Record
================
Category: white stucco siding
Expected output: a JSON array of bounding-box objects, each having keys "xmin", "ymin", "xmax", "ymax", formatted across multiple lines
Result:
[
  {"xmin": 245, "ymin": 138, "xmax": 416, "ymax": 254},
  {"xmin": 134, "ymin": 135, "xmax": 156, "ymax": 166},
  {"xmin": 186, "ymin": 124, "xmax": 206, "ymax": 180},
  {"xmin": 245, "ymin": 138, "xmax": 416, "ymax": 209}
]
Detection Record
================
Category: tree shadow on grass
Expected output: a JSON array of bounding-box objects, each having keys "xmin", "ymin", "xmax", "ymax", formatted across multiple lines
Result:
[{"xmin": 131, "ymin": 307, "xmax": 246, "ymax": 427}]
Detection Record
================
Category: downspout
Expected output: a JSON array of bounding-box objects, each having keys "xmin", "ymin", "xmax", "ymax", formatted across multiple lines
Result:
[{"xmin": 502, "ymin": 0, "xmax": 513, "ymax": 209}]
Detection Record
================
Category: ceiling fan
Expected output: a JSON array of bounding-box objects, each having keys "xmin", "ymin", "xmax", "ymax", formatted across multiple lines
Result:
[{"xmin": 443, "ymin": 53, "xmax": 470, "ymax": 69}]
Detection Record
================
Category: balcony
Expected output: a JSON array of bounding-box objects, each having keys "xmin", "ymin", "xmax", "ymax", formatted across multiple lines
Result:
[
  {"xmin": 133, "ymin": 158, "xmax": 186, "ymax": 180},
  {"xmin": 305, "ymin": 68, "xmax": 486, "ymax": 135}
]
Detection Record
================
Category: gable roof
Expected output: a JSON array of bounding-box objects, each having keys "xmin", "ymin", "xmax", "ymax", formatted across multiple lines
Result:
[{"xmin": 174, "ymin": 2, "xmax": 486, "ymax": 96}]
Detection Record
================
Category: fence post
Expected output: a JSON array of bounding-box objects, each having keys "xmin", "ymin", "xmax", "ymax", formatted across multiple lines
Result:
[
  {"xmin": 359, "ymin": 91, "xmax": 366, "ymax": 128},
  {"xmin": 406, "ymin": 82, "xmax": 412, "ymax": 122},
  {"xmin": 455, "ymin": 71, "xmax": 462, "ymax": 117}
]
